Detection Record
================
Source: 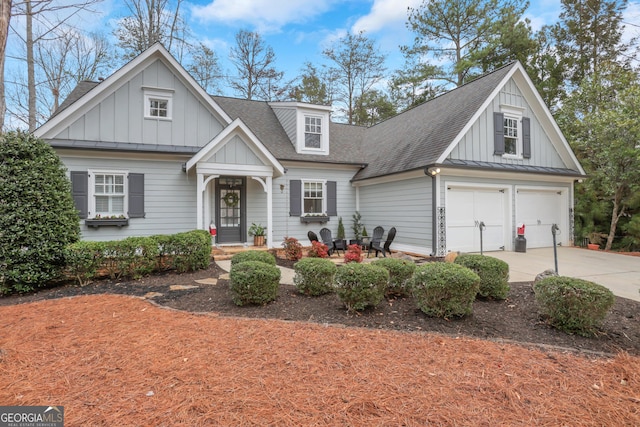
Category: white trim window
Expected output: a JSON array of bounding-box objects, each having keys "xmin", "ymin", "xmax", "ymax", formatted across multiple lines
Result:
[
  {"xmin": 503, "ymin": 115, "xmax": 520, "ymax": 156},
  {"xmin": 89, "ymin": 170, "xmax": 128, "ymax": 218},
  {"xmin": 304, "ymin": 115, "xmax": 322, "ymax": 149},
  {"xmin": 303, "ymin": 180, "xmax": 325, "ymax": 214},
  {"xmin": 144, "ymin": 89, "xmax": 173, "ymax": 120}
]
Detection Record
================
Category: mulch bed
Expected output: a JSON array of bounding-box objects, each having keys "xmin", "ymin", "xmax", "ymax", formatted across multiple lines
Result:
[{"xmin": 1, "ymin": 256, "xmax": 639, "ymax": 424}]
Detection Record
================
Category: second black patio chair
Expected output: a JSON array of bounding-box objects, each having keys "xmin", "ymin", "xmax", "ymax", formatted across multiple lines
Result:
[
  {"xmin": 367, "ymin": 226, "xmax": 384, "ymax": 257},
  {"xmin": 370, "ymin": 227, "xmax": 396, "ymax": 258},
  {"xmin": 307, "ymin": 230, "xmax": 319, "ymax": 244}
]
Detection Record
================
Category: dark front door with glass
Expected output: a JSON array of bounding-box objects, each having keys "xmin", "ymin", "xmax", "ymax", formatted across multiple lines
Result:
[{"xmin": 216, "ymin": 177, "xmax": 245, "ymax": 244}]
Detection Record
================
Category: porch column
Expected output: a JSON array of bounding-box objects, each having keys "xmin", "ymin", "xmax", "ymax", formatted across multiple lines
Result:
[
  {"xmin": 196, "ymin": 173, "xmax": 204, "ymax": 230},
  {"xmin": 266, "ymin": 176, "xmax": 273, "ymax": 248}
]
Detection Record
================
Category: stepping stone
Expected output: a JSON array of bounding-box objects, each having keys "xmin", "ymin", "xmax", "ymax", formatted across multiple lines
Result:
[
  {"xmin": 143, "ymin": 292, "xmax": 163, "ymax": 299},
  {"xmin": 169, "ymin": 284, "xmax": 198, "ymax": 291},
  {"xmin": 195, "ymin": 278, "xmax": 218, "ymax": 285},
  {"xmin": 218, "ymin": 273, "xmax": 230, "ymax": 280}
]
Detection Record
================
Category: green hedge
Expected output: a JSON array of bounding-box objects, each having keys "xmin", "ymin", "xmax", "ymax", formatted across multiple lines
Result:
[
  {"xmin": 411, "ymin": 262, "xmax": 480, "ymax": 318},
  {"xmin": 334, "ymin": 263, "xmax": 389, "ymax": 312},
  {"xmin": 372, "ymin": 258, "xmax": 416, "ymax": 297},
  {"xmin": 454, "ymin": 254, "xmax": 510, "ymax": 300},
  {"xmin": 63, "ymin": 230, "xmax": 211, "ymax": 285},
  {"xmin": 229, "ymin": 261, "xmax": 281, "ymax": 306},
  {"xmin": 230, "ymin": 250, "xmax": 276, "ymax": 267},
  {"xmin": 293, "ymin": 258, "xmax": 337, "ymax": 296},
  {"xmin": 533, "ymin": 276, "xmax": 615, "ymax": 336}
]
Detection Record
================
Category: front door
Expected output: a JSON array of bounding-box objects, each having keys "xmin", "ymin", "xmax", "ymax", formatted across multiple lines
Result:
[{"xmin": 216, "ymin": 177, "xmax": 245, "ymax": 244}]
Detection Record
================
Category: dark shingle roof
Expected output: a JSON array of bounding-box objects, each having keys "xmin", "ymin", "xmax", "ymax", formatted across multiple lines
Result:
[
  {"xmin": 52, "ymin": 80, "xmax": 100, "ymax": 118},
  {"xmin": 212, "ymin": 96, "xmax": 366, "ymax": 165},
  {"xmin": 352, "ymin": 63, "xmax": 515, "ymax": 180}
]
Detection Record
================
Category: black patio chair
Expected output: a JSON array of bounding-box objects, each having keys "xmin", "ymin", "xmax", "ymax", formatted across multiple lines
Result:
[
  {"xmin": 319, "ymin": 227, "xmax": 335, "ymax": 256},
  {"xmin": 307, "ymin": 230, "xmax": 319, "ymax": 244},
  {"xmin": 370, "ymin": 227, "xmax": 396, "ymax": 258},
  {"xmin": 367, "ymin": 226, "xmax": 384, "ymax": 257}
]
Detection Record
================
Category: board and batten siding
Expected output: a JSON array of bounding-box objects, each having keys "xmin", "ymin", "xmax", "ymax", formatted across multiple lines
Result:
[
  {"xmin": 60, "ymin": 154, "xmax": 197, "ymax": 241},
  {"xmin": 271, "ymin": 106, "xmax": 297, "ymax": 147},
  {"xmin": 55, "ymin": 59, "xmax": 224, "ymax": 148},
  {"xmin": 439, "ymin": 174, "xmax": 572, "ymax": 248},
  {"xmin": 206, "ymin": 135, "xmax": 263, "ymax": 165},
  {"xmin": 270, "ymin": 166, "xmax": 358, "ymax": 245},
  {"xmin": 358, "ymin": 177, "xmax": 432, "ymax": 255},
  {"xmin": 449, "ymin": 78, "xmax": 565, "ymax": 169}
]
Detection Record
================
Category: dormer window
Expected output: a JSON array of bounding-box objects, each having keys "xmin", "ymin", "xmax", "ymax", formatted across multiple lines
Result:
[
  {"xmin": 305, "ymin": 116, "xmax": 322, "ymax": 149},
  {"xmin": 143, "ymin": 88, "xmax": 173, "ymax": 120},
  {"xmin": 503, "ymin": 116, "xmax": 519, "ymax": 156}
]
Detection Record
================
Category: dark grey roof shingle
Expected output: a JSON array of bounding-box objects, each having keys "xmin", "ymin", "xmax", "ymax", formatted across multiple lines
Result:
[{"xmin": 52, "ymin": 80, "xmax": 100, "ymax": 118}]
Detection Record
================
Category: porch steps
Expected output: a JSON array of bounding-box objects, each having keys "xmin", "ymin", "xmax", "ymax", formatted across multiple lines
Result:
[{"xmin": 211, "ymin": 245, "xmax": 270, "ymax": 261}]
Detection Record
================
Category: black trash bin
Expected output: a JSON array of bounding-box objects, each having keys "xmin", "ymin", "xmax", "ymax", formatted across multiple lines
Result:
[{"xmin": 515, "ymin": 235, "xmax": 526, "ymax": 253}]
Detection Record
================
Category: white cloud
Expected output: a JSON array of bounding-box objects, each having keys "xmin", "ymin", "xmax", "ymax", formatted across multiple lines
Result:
[
  {"xmin": 190, "ymin": 0, "xmax": 337, "ymax": 33},
  {"xmin": 622, "ymin": 1, "xmax": 640, "ymax": 47},
  {"xmin": 351, "ymin": 0, "xmax": 422, "ymax": 34}
]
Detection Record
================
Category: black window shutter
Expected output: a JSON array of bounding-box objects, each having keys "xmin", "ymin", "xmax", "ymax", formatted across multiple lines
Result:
[
  {"xmin": 289, "ymin": 180, "xmax": 301, "ymax": 216},
  {"xmin": 522, "ymin": 116, "xmax": 531, "ymax": 159},
  {"xmin": 493, "ymin": 112, "xmax": 505, "ymax": 155},
  {"xmin": 326, "ymin": 181, "xmax": 337, "ymax": 217},
  {"xmin": 128, "ymin": 173, "xmax": 145, "ymax": 218},
  {"xmin": 70, "ymin": 171, "xmax": 88, "ymax": 219}
]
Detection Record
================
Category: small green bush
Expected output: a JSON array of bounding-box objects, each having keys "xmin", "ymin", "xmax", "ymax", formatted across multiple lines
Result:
[
  {"xmin": 63, "ymin": 241, "xmax": 105, "ymax": 286},
  {"xmin": 533, "ymin": 276, "xmax": 615, "ymax": 336},
  {"xmin": 293, "ymin": 258, "xmax": 337, "ymax": 296},
  {"xmin": 229, "ymin": 261, "xmax": 281, "ymax": 306},
  {"xmin": 372, "ymin": 258, "xmax": 416, "ymax": 297},
  {"xmin": 454, "ymin": 254, "xmax": 510, "ymax": 300},
  {"xmin": 153, "ymin": 230, "xmax": 211, "ymax": 273},
  {"xmin": 230, "ymin": 250, "xmax": 276, "ymax": 267},
  {"xmin": 334, "ymin": 263, "xmax": 389, "ymax": 312},
  {"xmin": 411, "ymin": 262, "xmax": 480, "ymax": 318}
]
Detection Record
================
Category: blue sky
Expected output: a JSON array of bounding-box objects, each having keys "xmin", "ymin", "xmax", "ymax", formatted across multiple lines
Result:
[{"xmin": 8, "ymin": 0, "xmax": 640, "ymax": 94}]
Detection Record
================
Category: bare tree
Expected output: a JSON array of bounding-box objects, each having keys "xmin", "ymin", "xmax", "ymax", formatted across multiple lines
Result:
[
  {"xmin": 114, "ymin": 0, "xmax": 189, "ymax": 61},
  {"xmin": 0, "ymin": 0, "xmax": 11, "ymax": 130},
  {"xmin": 186, "ymin": 42, "xmax": 222, "ymax": 94},
  {"xmin": 323, "ymin": 31, "xmax": 386, "ymax": 124},
  {"xmin": 228, "ymin": 29, "xmax": 284, "ymax": 101},
  {"xmin": 10, "ymin": 0, "xmax": 103, "ymax": 130}
]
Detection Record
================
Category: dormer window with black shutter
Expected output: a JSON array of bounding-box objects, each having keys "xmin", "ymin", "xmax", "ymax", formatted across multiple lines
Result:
[{"xmin": 494, "ymin": 107, "xmax": 531, "ymax": 159}]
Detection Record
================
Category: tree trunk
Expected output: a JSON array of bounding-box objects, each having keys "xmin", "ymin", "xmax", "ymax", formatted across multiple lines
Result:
[
  {"xmin": 26, "ymin": 0, "xmax": 36, "ymax": 132},
  {"xmin": 0, "ymin": 0, "xmax": 11, "ymax": 131},
  {"xmin": 605, "ymin": 191, "xmax": 625, "ymax": 251}
]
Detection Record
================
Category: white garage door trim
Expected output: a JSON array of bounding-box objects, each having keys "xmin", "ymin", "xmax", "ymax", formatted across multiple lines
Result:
[
  {"xmin": 445, "ymin": 182, "xmax": 512, "ymax": 253},
  {"xmin": 515, "ymin": 186, "xmax": 568, "ymax": 248}
]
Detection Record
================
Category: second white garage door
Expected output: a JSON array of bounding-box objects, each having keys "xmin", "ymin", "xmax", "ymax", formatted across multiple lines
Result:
[
  {"xmin": 446, "ymin": 185, "xmax": 509, "ymax": 253},
  {"xmin": 516, "ymin": 188, "xmax": 567, "ymax": 248}
]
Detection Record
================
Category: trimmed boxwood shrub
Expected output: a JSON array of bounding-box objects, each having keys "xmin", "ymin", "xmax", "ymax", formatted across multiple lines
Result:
[
  {"xmin": 454, "ymin": 254, "xmax": 510, "ymax": 300},
  {"xmin": 372, "ymin": 258, "xmax": 416, "ymax": 297},
  {"xmin": 230, "ymin": 250, "xmax": 276, "ymax": 266},
  {"xmin": 293, "ymin": 258, "xmax": 336, "ymax": 296},
  {"xmin": 229, "ymin": 261, "xmax": 281, "ymax": 306},
  {"xmin": 64, "ymin": 241, "xmax": 105, "ymax": 286},
  {"xmin": 153, "ymin": 230, "xmax": 211, "ymax": 273},
  {"xmin": 334, "ymin": 263, "xmax": 389, "ymax": 312},
  {"xmin": 533, "ymin": 276, "xmax": 615, "ymax": 336},
  {"xmin": 411, "ymin": 262, "xmax": 480, "ymax": 318}
]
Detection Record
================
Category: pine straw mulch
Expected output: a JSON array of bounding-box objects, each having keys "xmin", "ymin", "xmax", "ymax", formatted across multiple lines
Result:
[{"xmin": 1, "ymin": 293, "xmax": 639, "ymax": 426}]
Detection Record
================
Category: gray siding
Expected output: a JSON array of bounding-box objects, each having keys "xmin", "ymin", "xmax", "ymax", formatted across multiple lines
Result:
[
  {"xmin": 271, "ymin": 106, "xmax": 297, "ymax": 147},
  {"xmin": 61, "ymin": 154, "xmax": 196, "ymax": 241},
  {"xmin": 207, "ymin": 135, "xmax": 263, "ymax": 165},
  {"xmin": 359, "ymin": 177, "xmax": 432, "ymax": 253},
  {"xmin": 271, "ymin": 166, "xmax": 358, "ymax": 245},
  {"xmin": 449, "ymin": 78, "xmax": 565, "ymax": 168},
  {"xmin": 55, "ymin": 59, "xmax": 224, "ymax": 147}
]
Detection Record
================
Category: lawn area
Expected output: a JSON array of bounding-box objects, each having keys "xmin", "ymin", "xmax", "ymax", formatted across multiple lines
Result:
[{"xmin": 1, "ymin": 294, "xmax": 638, "ymax": 426}]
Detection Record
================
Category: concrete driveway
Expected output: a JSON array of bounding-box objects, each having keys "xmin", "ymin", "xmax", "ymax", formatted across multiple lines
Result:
[{"xmin": 486, "ymin": 247, "xmax": 640, "ymax": 302}]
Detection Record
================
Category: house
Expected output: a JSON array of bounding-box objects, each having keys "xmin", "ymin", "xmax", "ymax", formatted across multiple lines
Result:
[{"xmin": 34, "ymin": 43, "xmax": 586, "ymax": 256}]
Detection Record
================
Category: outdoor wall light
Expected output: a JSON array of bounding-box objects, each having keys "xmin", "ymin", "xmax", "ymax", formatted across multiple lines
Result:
[
  {"xmin": 280, "ymin": 183, "xmax": 285, "ymax": 193},
  {"xmin": 428, "ymin": 167, "xmax": 441, "ymax": 176}
]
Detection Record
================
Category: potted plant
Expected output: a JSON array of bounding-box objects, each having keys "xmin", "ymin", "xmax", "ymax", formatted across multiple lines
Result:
[
  {"xmin": 249, "ymin": 223, "xmax": 266, "ymax": 246},
  {"xmin": 587, "ymin": 231, "xmax": 606, "ymax": 250},
  {"xmin": 351, "ymin": 211, "xmax": 363, "ymax": 244},
  {"xmin": 336, "ymin": 217, "xmax": 347, "ymax": 251},
  {"xmin": 361, "ymin": 226, "xmax": 370, "ymax": 246}
]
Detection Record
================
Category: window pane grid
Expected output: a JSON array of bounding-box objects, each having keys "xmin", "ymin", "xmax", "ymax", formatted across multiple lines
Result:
[
  {"xmin": 503, "ymin": 117, "xmax": 519, "ymax": 155},
  {"xmin": 150, "ymin": 98, "xmax": 168, "ymax": 117},
  {"xmin": 94, "ymin": 173, "xmax": 125, "ymax": 215},
  {"xmin": 305, "ymin": 116, "xmax": 322, "ymax": 148},
  {"xmin": 303, "ymin": 182, "xmax": 323, "ymax": 214}
]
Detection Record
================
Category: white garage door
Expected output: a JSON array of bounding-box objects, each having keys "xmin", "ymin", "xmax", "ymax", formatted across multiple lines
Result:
[
  {"xmin": 516, "ymin": 189, "xmax": 565, "ymax": 248},
  {"xmin": 447, "ymin": 186, "xmax": 507, "ymax": 253}
]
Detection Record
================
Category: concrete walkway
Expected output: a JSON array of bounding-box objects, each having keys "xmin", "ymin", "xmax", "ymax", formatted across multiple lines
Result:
[{"xmin": 486, "ymin": 246, "xmax": 640, "ymax": 302}]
